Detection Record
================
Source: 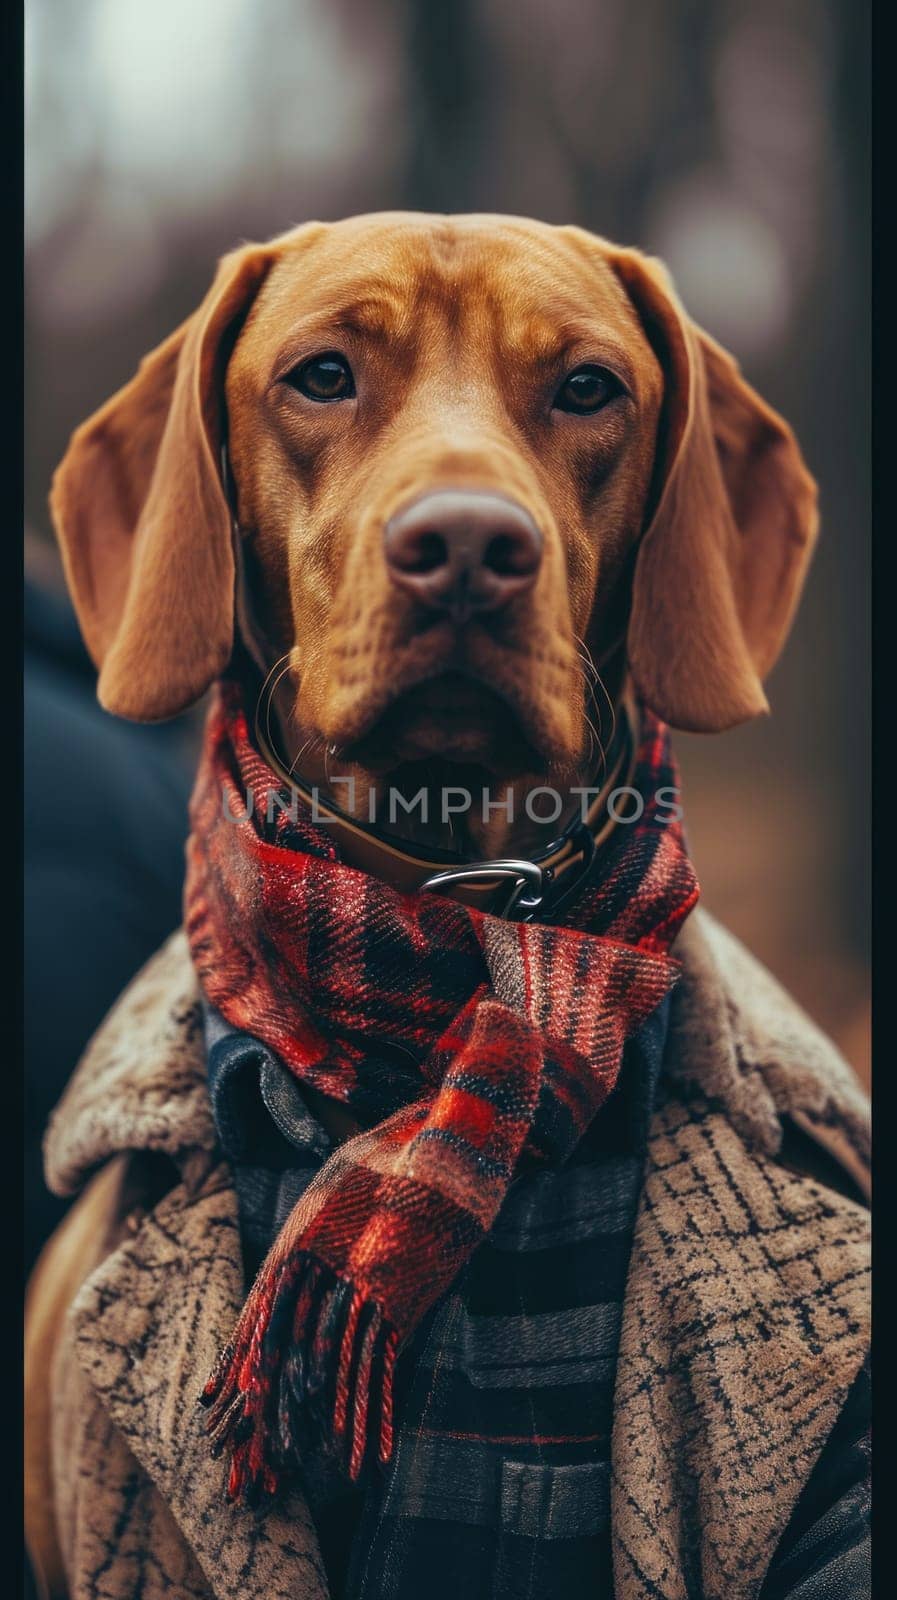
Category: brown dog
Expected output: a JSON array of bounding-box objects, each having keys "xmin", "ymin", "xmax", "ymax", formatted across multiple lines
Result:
[
  {"xmin": 50, "ymin": 212, "xmax": 817, "ymax": 860},
  {"xmin": 29, "ymin": 217, "xmax": 871, "ymax": 1600}
]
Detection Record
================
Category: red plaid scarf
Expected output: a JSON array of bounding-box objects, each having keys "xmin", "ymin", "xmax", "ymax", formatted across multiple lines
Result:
[{"xmin": 186, "ymin": 683, "xmax": 698, "ymax": 1505}]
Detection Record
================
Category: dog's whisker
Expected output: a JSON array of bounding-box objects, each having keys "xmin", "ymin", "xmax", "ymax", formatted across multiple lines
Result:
[
  {"xmin": 592, "ymin": 669, "xmax": 617, "ymax": 752},
  {"xmin": 288, "ymin": 731, "xmax": 325, "ymax": 777},
  {"xmin": 255, "ymin": 650, "xmax": 294, "ymax": 718},
  {"xmin": 570, "ymin": 634, "xmax": 612, "ymax": 780},
  {"xmin": 582, "ymin": 708, "xmax": 607, "ymax": 780},
  {"xmin": 572, "ymin": 633, "xmax": 600, "ymax": 678},
  {"xmin": 573, "ymin": 638, "xmax": 617, "ymax": 755},
  {"xmin": 265, "ymin": 664, "xmax": 300, "ymax": 766},
  {"xmin": 573, "ymin": 642, "xmax": 600, "ymax": 690},
  {"xmin": 257, "ymin": 651, "xmax": 300, "ymax": 776},
  {"xmin": 255, "ymin": 651, "xmax": 294, "ymax": 730}
]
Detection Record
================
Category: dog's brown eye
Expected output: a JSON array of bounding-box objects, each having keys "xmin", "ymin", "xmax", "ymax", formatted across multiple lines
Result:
[
  {"xmin": 554, "ymin": 365, "xmax": 623, "ymax": 414},
  {"xmin": 288, "ymin": 353, "xmax": 355, "ymax": 402}
]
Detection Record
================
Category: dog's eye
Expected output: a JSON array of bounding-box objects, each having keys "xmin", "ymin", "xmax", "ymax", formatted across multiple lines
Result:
[
  {"xmin": 287, "ymin": 353, "xmax": 355, "ymax": 402},
  {"xmin": 554, "ymin": 365, "xmax": 623, "ymax": 414}
]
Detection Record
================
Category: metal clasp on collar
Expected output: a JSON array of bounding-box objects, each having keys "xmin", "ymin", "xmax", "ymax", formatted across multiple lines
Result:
[{"xmin": 421, "ymin": 858, "xmax": 545, "ymax": 920}]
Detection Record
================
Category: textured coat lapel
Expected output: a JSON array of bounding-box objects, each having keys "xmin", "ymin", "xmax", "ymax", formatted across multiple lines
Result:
[
  {"xmin": 66, "ymin": 1152, "xmax": 328, "ymax": 1600},
  {"xmin": 664, "ymin": 912, "xmax": 870, "ymax": 1187},
  {"xmin": 44, "ymin": 929, "xmax": 216, "ymax": 1200},
  {"xmin": 611, "ymin": 914, "xmax": 870, "ymax": 1600}
]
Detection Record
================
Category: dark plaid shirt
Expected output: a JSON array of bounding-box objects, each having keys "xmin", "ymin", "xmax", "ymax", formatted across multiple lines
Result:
[
  {"xmin": 205, "ymin": 995, "xmax": 669, "ymax": 1599},
  {"xmin": 205, "ymin": 1002, "xmax": 870, "ymax": 1600}
]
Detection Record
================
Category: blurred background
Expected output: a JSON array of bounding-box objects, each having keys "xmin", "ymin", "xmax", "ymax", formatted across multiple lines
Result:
[{"xmin": 24, "ymin": 0, "xmax": 869, "ymax": 1264}]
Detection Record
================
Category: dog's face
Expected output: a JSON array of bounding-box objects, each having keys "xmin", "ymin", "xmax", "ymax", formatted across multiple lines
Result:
[
  {"xmin": 225, "ymin": 215, "xmax": 663, "ymax": 788},
  {"xmin": 51, "ymin": 212, "xmax": 818, "ymax": 845}
]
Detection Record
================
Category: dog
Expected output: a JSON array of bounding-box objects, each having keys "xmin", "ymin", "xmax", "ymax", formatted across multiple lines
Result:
[
  {"xmin": 49, "ymin": 212, "xmax": 816, "ymax": 832},
  {"xmin": 26, "ymin": 215, "xmax": 869, "ymax": 1600}
]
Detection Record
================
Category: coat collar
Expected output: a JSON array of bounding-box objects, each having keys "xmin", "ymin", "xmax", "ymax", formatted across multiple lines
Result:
[
  {"xmin": 44, "ymin": 928, "xmax": 214, "ymax": 1199},
  {"xmin": 45, "ymin": 911, "xmax": 869, "ymax": 1600},
  {"xmin": 667, "ymin": 911, "xmax": 870, "ymax": 1195}
]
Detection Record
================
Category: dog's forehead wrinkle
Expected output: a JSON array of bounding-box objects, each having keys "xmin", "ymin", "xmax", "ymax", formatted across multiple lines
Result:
[
  {"xmin": 267, "ymin": 214, "xmax": 616, "ymax": 314},
  {"xmin": 257, "ymin": 262, "xmax": 413, "ymax": 335},
  {"xmin": 244, "ymin": 222, "xmax": 660, "ymax": 411}
]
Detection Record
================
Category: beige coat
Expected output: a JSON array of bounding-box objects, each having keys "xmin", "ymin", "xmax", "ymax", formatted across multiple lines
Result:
[{"xmin": 25, "ymin": 909, "xmax": 870, "ymax": 1600}]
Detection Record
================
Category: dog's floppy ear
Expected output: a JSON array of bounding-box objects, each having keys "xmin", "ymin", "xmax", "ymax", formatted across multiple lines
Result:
[
  {"xmin": 608, "ymin": 246, "xmax": 818, "ymax": 732},
  {"xmin": 50, "ymin": 242, "xmax": 276, "ymax": 721}
]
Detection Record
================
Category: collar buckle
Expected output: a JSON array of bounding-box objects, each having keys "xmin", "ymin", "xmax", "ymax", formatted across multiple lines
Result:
[{"xmin": 421, "ymin": 859, "xmax": 545, "ymax": 920}]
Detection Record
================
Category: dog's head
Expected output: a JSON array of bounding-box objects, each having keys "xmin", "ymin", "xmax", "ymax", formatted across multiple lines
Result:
[{"xmin": 51, "ymin": 213, "xmax": 817, "ymax": 825}]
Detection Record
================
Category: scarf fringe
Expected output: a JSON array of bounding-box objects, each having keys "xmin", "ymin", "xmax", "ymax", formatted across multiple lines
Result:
[{"xmin": 200, "ymin": 1253, "xmax": 398, "ymax": 1506}]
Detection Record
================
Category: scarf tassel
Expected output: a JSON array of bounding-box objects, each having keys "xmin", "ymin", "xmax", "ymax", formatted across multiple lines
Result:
[{"xmin": 200, "ymin": 1253, "xmax": 399, "ymax": 1506}]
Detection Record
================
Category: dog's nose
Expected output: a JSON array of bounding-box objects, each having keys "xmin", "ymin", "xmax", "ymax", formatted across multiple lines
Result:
[{"xmin": 383, "ymin": 491, "xmax": 543, "ymax": 619}]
